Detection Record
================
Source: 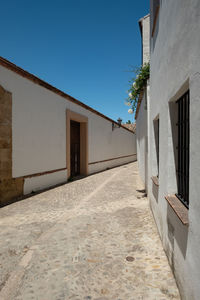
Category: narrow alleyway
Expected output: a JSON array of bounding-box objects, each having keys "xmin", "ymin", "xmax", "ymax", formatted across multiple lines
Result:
[{"xmin": 0, "ymin": 162, "xmax": 180, "ymax": 300}]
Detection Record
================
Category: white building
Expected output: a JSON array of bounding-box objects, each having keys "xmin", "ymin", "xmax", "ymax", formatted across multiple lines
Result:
[
  {"xmin": 0, "ymin": 57, "xmax": 136, "ymax": 206},
  {"xmin": 136, "ymin": 1, "xmax": 200, "ymax": 299},
  {"xmin": 136, "ymin": 14, "xmax": 150, "ymax": 192}
]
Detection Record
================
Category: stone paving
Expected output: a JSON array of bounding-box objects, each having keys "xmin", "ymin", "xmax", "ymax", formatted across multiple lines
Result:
[{"xmin": 0, "ymin": 162, "xmax": 180, "ymax": 300}]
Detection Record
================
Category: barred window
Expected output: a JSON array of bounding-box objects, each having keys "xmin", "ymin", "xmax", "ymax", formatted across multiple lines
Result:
[
  {"xmin": 153, "ymin": 117, "xmax": 159, "ymax": 177},
  {"xmin": 176, "ymin": 91, "xmax": 190, "ymax": 208}
]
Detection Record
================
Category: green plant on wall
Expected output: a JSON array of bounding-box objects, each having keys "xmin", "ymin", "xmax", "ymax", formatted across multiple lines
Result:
[{"xmin": 126, "ymin": 62, "xmax": 150, "ymax": 115}]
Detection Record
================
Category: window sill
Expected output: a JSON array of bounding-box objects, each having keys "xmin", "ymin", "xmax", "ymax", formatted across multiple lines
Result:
[
  {"xmin": 151, "ymin": 176, "xmax": 159, "ymax": 187},
  {"xmin": 165, "ymin": 195, "xmax": 189, "ymax": 226}
]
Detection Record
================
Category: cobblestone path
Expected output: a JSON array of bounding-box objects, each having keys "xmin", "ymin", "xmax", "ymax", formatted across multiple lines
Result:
[{"xmin": 0, "ymin": 162, "xmax": 180, "ymax": 300}]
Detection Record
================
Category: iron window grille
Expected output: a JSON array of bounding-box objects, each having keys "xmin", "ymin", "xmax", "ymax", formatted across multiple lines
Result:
[
  {"xmin": 154, "ymin": 117, "xmax": 159, "ymax": 178},
  {"xmin": 176, "ymin": 90, "xmax": 190, "ymax": 208}
]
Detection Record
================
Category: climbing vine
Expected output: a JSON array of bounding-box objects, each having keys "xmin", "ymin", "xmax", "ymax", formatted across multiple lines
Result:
[{"xmin": 126, "ymin": 62, "xmax": 150, "ymax": 114}]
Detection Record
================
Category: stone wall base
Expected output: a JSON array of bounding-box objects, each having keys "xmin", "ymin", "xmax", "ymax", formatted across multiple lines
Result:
[
  {"xmin": 0, "ymin": 85, "xmax": 24, "ymax": 206},
  {"xmin": 0, "ymin": 178, "xmax": 24, "ymax": 206}
]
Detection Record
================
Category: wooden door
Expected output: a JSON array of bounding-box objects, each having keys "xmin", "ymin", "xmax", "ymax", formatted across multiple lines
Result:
[{"xmin": 70, "ymin": 120, "xmax": 80, "ymax": 177}]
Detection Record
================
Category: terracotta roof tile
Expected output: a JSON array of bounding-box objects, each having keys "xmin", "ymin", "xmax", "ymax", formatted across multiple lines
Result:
[{"xmin": 122, "ymin": 123, "xmax": 136, "ymax": 133}]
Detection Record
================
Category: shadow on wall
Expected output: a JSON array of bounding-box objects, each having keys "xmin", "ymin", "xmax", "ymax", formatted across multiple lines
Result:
[
  {"xmin": 167, "ymin": 205, "xmax": 188, "ymax": 263},
  {"xmin": 151, "ymin": 0, "xmax": 161, "ymax": 51},
  {"xmin": 152, "ymin": 182, "xmax": 159, "ymax": 202}
]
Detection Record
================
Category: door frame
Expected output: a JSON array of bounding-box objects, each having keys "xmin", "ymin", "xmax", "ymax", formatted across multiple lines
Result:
[{"xmin": 66, "ymin": 110, "xmax": 88, "ymax": 178}]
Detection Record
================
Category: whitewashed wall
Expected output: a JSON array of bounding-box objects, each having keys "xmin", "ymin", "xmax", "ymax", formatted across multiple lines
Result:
[
  {"xmin": 149, "ymin": 1, "xmax": 200, "ymax": 299},
  {"xmin": 136, "ymin": 14, "xmax": 150, "ymax": 191},
  {"xmin": 141, "ymin": 15, "xmax": 150, "ymax": 64},
  {"xmin": 0, "ymin": 65, "xmax": 136, "ymax": 194},
  {"xmin": 136, "ymin": 86, "xmax": 149, "ymax": 191}
]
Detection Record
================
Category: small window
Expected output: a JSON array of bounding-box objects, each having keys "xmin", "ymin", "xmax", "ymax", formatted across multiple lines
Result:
[
  {"xmin": 153, "ymin": 0, "xmax": 160, "ymax": 19},
  {"xmin": 154, "ymin": 117, "xmax": 159, "ymax": 177},
  {"xmin": 152, "ymin": 0, "xmax": 160, "ymax": 37},
  {"xmin": 176, "ymin": 91, "xmax": 190, "ymax": 208}
]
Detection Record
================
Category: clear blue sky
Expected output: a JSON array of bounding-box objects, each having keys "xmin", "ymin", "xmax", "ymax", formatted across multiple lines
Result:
[{"xmin": 0, "ymin": 0, "xmax": 149, "ymax": 123}]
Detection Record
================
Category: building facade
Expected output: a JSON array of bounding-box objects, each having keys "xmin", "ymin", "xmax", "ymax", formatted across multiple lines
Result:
[
  {"xmin": 136, "ymin": 14, "xmax": 150, "ymax": 192},
  {"xmin": 0, "ymin": 57, "xmax": 136, "ymax": 206},
  {"xmin": 136, "ymin": 1, "xmax": 200, "ymax": 299}
]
